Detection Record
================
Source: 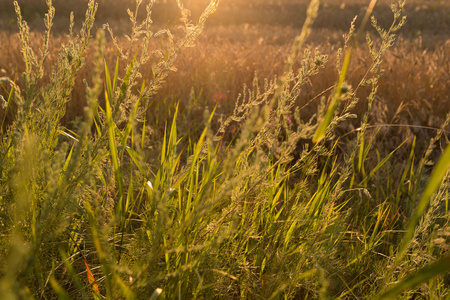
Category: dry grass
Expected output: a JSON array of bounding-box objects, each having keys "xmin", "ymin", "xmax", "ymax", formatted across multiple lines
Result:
[{"xmin": 0, "ymin": 0, "xmax": 449, "ymax": 136}]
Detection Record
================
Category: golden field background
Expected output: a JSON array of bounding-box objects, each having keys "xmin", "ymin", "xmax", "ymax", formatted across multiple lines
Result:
[{"xmin": 0, "ymin": 0, "xmax": 449, "ymax": 141}]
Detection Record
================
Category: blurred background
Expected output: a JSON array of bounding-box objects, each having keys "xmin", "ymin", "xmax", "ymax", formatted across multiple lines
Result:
[{"xmin": 0, "ymin": 0, "xmax": 449, "ymax": 143}]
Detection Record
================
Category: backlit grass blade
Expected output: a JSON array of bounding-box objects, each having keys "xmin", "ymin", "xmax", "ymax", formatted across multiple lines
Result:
[
  {"xmin": 185, "ymin": 125, "xmax": 208, "ymax": 215},
  {"xmin": 397, "ymin": 142, "xmax": 450, "ymax": 261},
  {"xmin": 141, "ymin": 117, "xmax": 146, "ymax": 150},
  {"xmin": 155, "ymin": 106, "xmax": 181, "ymax": 193},
  {"xmin": 313, "ymin": 0, "xmax": 378, "ymax": 143},
  {"xmin": 112, "ymin": 273, "xmax": 135, "ymax": 300},
  {"xmin": 358, "ymin": 130, "xmax": 366, "ymax": 174},
  {"xmin": 396, "ymin": 136, "xmax": 416, "ymax": 204},
  {"xmin": 49, "ymin": 276, "xmax": 70, "ymax": 300},
  {"xmin": 153, "ymin": 123, "xmax": 168, "ymax": 192},
  {"xmin": 57, "ymin": 128, "xmax": 80, "ymax": 142},
  {"xmin": 367, "ymin": 203, "xmax": 390, "ymax": 250},
  {"xmin": 105, "ymin": 87, "xmax": 124, "ymax": 213},
  {"xmin": 58, "ymin": 142, "xmax": 75, "ymax": 186},
  {"xmin": 104, "ymin": 57, "xmax": 113, "ymax": 101},
  {"xmin": 359, "ymin": 139, "xmax": 407, "ymax": 186},
  {"xmin": 92, "ymin": 105, "xmax": 103, "ymax": 138},
  {"xmin": 126, "ymin": 147, "xmax": 146, "ymax": 174},
  {"xmin": 313, "ymin": 51, "xmax": 351, "ymax": 143},
  {"xmin": 113, "ymin": 52, "xmax": 119, "ymax": 92},
  {"xmin": 379, "ymin": 254, "xmax": 450, "ymax": 299},
  {"xmin": 123, "ymin": 171, "xmax": 133, "ymax": 229}
]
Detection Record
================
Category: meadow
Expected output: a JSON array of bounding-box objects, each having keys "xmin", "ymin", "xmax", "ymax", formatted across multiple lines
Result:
[{"xmin": 0, "ymin": 0, "xmax": 449, "ymax": 298}]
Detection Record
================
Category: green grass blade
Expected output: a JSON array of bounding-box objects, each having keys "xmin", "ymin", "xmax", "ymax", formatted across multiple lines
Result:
[
  {"xmin": 313, "ymin": 50, "xmax": 351, "ymax": 143},
  {"xmin": 125, "ymin": 171, "xmax": 133, "ymax": 223},
  {"xmin": 58, "ymin": 142, "xmax": 75, "ymax": 186},
  {"xmin": 396, "ymin": 136, "xmax": 416, "ymax": 203},
  {"xmin": 126, "ymin": 147, "xmax": 146, "ymax": 175},
  {"xmin": 104, "ymin": 57, "xmax": 113, "ymax": 101},
  {"xmin": 105, "ymin": 88, "xmax": 124, "ymax": 213},
  {"xmin": 313, "ymin": 0, "xmax": 378, "ymax": 143},
  {"xmin": 49, "ymin": 276, "xmax": 71, "ymax": 300},
  {"xmin": 141, "ymin": 118, "xmax": 146, "ymax": 150},
  {"xmin": 358, "ymin": 130, "xmax": 365, "ymax": 173},
  {"xmin": 397, "ymin": 142, "xmax": 450, "ymax": 260},
  {"xmin": 58, "ymin": 128, "xmax": 80, "ymax": 142},
  {"xmin": 360, "ymin": 139, "xmax": 407, "ymax": 186},
  {"xmin": 378, "ymin": 255, "xmax": 450, "ymax": 299},
  {"xmin": 113, "ymin": 53, "xmax": 119, "ymax": 92}
]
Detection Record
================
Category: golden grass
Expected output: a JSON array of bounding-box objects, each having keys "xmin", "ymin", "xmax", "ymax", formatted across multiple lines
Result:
[{"xmin": 0, "ymin": 0, "xmax": 449, "ymax": 136}]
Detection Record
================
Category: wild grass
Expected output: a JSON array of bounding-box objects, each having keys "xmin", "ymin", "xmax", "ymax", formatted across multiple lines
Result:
[
  {"xmin": 0, "ymin": 0, "xmax": 449, "ymax": 299},
  {"xmin": 1, "ymin": 2, "xmax": 448, "ymax": 142}
]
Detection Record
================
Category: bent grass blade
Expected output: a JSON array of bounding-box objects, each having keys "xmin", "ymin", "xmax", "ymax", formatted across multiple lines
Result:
[{"xmin": 313, "ymin": 0, "xmax": 378, "ymax": 143}]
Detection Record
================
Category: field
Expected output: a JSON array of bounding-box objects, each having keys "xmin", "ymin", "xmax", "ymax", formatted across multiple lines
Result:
[{"xmin": 0, "ymin": 0, "xmax": 449, "ymax": 298}]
